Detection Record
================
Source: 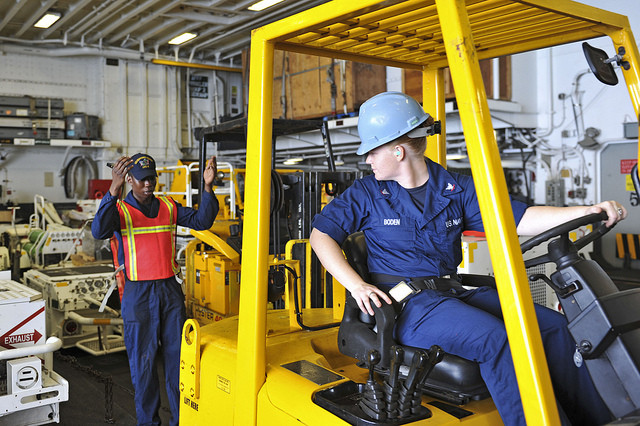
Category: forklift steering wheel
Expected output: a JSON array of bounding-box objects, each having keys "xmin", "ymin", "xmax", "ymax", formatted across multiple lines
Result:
[{"xmin": 520, "ymin": 212, "xmax": 613, "ymax": 268}]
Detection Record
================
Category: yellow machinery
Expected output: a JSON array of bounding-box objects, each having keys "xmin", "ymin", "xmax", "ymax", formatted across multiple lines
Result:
[
  {"xmin": 179, "ymin": 1, "xmax": 640, "ymax": 425},
  {"xmin": 157, "ymin": 160, "xmax": 242, "ymax": 239},
  {"xmin": 156, "ymin": 161, "xmax": 244, "ymax": 321}
]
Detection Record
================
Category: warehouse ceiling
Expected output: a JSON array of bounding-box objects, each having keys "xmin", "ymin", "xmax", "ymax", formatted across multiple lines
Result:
[{"xmin": 0, "ymin": 0, "xmax": 329, "ymax": 68}]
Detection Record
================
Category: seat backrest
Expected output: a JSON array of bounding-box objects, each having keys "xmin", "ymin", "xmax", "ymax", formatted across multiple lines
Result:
[
  {"xmin": 337, "ymin": 232, "xmax": 490, "ymax": 404},
  {"xmin": 342, "ymin": 232, "xmax": 370, "ymax": 282},
  {"xmin": 339, "ymin": 232, "xmax": 397, "ymax": 365}
]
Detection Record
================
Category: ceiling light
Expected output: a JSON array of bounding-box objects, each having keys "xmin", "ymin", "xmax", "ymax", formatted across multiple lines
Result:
[
  {"xmin": 248, "ymin": 0, "xmax": 286, "ymax": 12},
  {"xmin": 34, "ymin": 12, "xmax": 61, "ymax": 29},
  {"xmin": 168, "ymin": 32, "xmax": 197, "ymax": 45},
  {"xmin": 446, "ymin": 152, "xmax": 468, "ymax": 161},
  {"xmin": 283, "ymin": 157, "xmax": 303, "ymax": 165}
]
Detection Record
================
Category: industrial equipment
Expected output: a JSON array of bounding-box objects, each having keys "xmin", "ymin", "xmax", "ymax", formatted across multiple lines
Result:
[
  {"xmin": 11, "ymin": 195, "xmax": 91, "ymax": 270},
  {"xmin": 179, "ymin": 118, "xmax": 360, "ymax": 323},
  {"xmin": 0, "ymin": 279, "xmax": 68, "ymax": 425},
  {"xmin": 458, "ymin": 227, "xmax": 595, "ymax": 312},
  {"xmin": 179, "ymin": 1, "xmax": 640, "ymax": 425},
  {"xmin": 22, "ymin": 265, "xmax": 124, "ymax": 356},
  {"xmin": 597, "ymin": 141, "xmax": 640, "ymax": 271}
]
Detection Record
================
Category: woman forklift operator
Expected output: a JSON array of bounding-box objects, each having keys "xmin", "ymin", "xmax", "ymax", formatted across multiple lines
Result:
[{"xmin": 310, "ymin": 92, "xmax": 627, "ymax": 426}]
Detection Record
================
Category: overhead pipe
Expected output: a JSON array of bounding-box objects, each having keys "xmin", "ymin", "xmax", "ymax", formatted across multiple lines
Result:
[
  {"xmin": 537, "ymin": 47, "xmax": 556, "ymax": 137},
  {"xmin": 0, "ymin": 0, "xmax": 28, "ymax": 34},
  {"xmin": 142, "ymin": 62, "xmax": 149, "ymax": 153},
  {"xmin": 69, "ymin": 0, "xmax": 129, "ymax": 39},
  {"xmin": 122, "ymin": 60, "xmax": 130, "ymax": 156},
  {"xmin": 151, "ymin": 58, "xmax": 241, "ymax": 73},
  {"xmin": 164, "ymin": 66, "xmax": 170, "ymax": 159},
  {"xmin": 85, "ymin": 0, "xmax": 166, "ymax": 44},
  {"xmin": 212, "ymin": 70, "xmax": 220, "ymax": 125},
  {"xmin": 0, "ymin": 41, "xmax": 139, "ymax": 59},
  {"xmin": 571, "ymin": 69, "xmax": 591, "ymax": 140},
  {"xmin": 187, "ymin": 0, "xmax": 327, "ymax": 58},
  {"xmin": 173, "ymin": 71, "xmax": 182, "ymax": 157},
  {"xmin": 0, "ymin": 36, "xmax": 238, "ymax": 70},
  {"xmin": 105, "ymin": 0, "xmax": 186, "ymax": 46},
  {"xmin": 186, "ymin": 68, "xmax": 193, "ymax": 151}
]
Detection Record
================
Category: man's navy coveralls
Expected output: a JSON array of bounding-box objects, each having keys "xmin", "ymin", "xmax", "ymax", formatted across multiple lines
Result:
[
  {"xmin": 312, "ymin": 158, "xmax": 609, "ymax": 426},
  {"xmin": 92, "ymin": 190, "xmax": 218, "ymax": 426}
]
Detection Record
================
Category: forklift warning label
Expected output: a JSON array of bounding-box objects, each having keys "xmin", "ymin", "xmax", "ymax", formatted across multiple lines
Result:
[
  {"xmin": 217, "ymin": 375, "xmax": 231, "ymax": 393},
  {"xmin": 183, "ymin": 397, "xmax": 199, "ymax": 411},
  {"xmin": 621, "ymin": 159, "xmax": 637, "ymax": 174}
]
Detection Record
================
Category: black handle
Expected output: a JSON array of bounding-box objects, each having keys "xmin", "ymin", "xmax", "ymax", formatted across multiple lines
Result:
[
  {"xmin": 404, "ymin": 350, "xmax": 427, "ymax": 391},
  {"xmin": 388, "ymin": 346, "xmax": 404, "ymax": 388}
]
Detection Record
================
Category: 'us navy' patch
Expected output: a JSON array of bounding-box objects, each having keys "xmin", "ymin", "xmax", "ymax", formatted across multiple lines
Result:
[{"xmin": 445, "ymin": 217, "xmax": 462, "ymax": 228}]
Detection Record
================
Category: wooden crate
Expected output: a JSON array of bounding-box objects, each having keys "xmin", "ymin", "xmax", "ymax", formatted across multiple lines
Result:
[
  {"xmin": 272, "ymin": 51, "xmax": 386, "ymax": 119},
  {"xmin": 404, "ymin": 57, "xmax": 511, "ymax": 104}
]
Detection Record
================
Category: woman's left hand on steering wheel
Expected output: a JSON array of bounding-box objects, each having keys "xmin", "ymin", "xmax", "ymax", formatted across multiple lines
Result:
[{"xmin": 588, "ymin": 201, "xmax": 627, "ymax": 227}]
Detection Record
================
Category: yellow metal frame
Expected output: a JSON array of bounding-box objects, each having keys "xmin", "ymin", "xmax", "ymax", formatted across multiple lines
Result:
[
  {"xmin": 180, "ymin": 319, "xmax": 201, "ymax": 399},
  {"xmin": 201, "ymin": 1, "xmax": 640, "ymax": 424}
]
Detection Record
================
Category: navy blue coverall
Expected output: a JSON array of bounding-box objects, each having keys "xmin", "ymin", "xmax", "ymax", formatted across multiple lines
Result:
[
  {"xmin": 92, "ymin": 190, "xmax": 218, "ymax": 426},
  {"xmin": 312, "ymin": 158, "xmax": 610, "ymax": 426}
]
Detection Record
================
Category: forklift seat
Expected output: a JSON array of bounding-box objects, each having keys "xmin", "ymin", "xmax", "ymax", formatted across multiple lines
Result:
[{"xmin": 337, "ymin": 232, "xmax": 490, "ymax": 404}]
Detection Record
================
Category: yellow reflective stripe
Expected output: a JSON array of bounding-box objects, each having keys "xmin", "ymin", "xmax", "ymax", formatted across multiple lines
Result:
[
  {"xmin": 118, "ymin": 200, "xmax": 139, "ymax": 281},
  {"xmin": 157, "ymin": 196, "xmax": 179, "ymax": 274},
  {"xmin": 158, "ymin": 196, "xmax": 176, "ymax": 222},
  {"xmin": 128, "ymin": 225, "xmax": 174, "ymax": 234},
  {"xmin": 119, "ymin": 196, "xmax": 179, "ymax": 279}
]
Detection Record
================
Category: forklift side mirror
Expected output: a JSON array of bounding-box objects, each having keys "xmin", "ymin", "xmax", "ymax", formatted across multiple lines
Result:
[{"xmin": 582, "ymin": 42, "xmax": 618, "ymax": 86}]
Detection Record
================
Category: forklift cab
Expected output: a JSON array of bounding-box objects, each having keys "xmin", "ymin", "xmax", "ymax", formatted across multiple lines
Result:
[
  {"xmin": 179, "ymin": 1, "xmax": 640, "ymax": 425},
  {"xmin": 337, "ymin": 211, "xmax": 640, "ymax": 421}
]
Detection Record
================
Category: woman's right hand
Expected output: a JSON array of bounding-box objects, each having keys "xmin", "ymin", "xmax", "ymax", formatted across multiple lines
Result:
[{"xmin": 351, "ymin": 283, "xmax": 393, "ymax": 316}]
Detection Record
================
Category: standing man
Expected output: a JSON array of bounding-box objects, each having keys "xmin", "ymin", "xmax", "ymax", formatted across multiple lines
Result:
[
  {"xmin": 92, "ymin": 153, "xmax": 219, "ymax": 426},
  {"xmin": 310, "ymin": 92, "xmax": 626, "ymax": 426}
]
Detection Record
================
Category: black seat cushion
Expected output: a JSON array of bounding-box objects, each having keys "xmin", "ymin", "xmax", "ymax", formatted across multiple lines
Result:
[{"xmin": 338, "ymin": 232, "xmax": 490, "ymax": 403}]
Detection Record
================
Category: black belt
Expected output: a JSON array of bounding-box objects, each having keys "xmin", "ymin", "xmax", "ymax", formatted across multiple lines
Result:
[
  {"xmin": 371, "ymin": 273, "xmax": 465, "ymax": 290},
  {"xmin": 371, "ymin": 273, "xmax": 466, "ymax": 303}
]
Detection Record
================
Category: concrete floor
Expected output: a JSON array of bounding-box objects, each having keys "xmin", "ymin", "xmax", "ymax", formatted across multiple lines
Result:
[{"xmin": 54, "ymin": 347, "xmax": 173, "ymax": 425}]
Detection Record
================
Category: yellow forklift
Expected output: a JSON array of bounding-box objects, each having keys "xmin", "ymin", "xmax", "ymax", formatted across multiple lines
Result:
[
  {"xmin": 177, "ymin": 118, "xmax": 359, "ymax": 323},
  {"xmin": 179, "ymin": 1, "xmax": 640, "ymax": 425}
]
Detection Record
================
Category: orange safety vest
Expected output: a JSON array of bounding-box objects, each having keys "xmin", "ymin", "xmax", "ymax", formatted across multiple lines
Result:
[{"xmin": 117, "ymin": 196, "xmax": 180, "ymax": 281}]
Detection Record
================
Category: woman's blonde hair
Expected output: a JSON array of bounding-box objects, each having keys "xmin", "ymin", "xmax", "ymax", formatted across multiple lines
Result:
[{"xmin": 390, "ymin": 116, "xmax": 434, "ymax": 155}]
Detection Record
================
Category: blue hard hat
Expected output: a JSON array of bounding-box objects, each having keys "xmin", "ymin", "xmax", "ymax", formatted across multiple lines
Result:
[{"xmin": 356, "ymin": 92, "xmax": 430, "ymax": 155}]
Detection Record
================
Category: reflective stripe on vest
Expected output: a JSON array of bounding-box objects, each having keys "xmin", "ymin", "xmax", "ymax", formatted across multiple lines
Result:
[{"xmin": 117, "ymin": 195, "xmax": 179, "ymax": 281}]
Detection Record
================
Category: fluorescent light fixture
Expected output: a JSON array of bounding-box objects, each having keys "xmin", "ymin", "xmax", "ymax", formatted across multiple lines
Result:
[
  {"xmin": 34, "ymin": 12, "xmax": 61, "ymax": 29},
  {"xmin": 283, "ymin": 157, "xmax": 303, "ymax": 165},
  {"xmin": 446, "ymin": 153, "xmax": 468, "ymax": 161},
  {"xmin": 248, "ymin": 0, "xmax": 285, "ymax": 12},
  {"xmin": 168, "ymin": 32, "xmax": 197, "ymax": 45}
]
